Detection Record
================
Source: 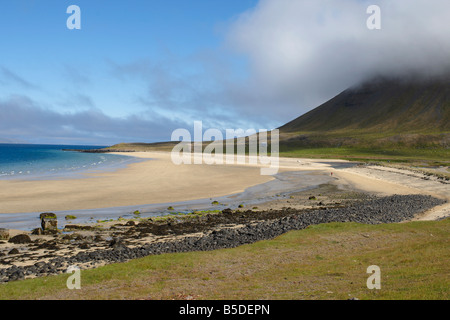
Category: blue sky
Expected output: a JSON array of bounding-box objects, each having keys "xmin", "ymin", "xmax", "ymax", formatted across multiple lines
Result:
[
  {"xmin": 0, "ymin": 0, "xmax": 259, "ymax": 144},
  {"xmin": 1, "ymin": 1, "xmax": 255, "ymax": 77},
  {"xmin": 1, "ymin": 0, "xmax": 449, "ymax": 145}
]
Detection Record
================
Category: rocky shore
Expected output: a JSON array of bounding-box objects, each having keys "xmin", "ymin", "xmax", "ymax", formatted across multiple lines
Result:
[{"xmin": 0, "ymin": 194, "xmax": 445, "ymax": 283}]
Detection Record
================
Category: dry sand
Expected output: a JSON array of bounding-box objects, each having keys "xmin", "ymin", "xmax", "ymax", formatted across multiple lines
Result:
[
  {"xmin": 0, "ymin": 152, "xmax": 272, "ymax": 214},
  {"xmin": 0, "ymin": 152, "xmax": 448, "ymax": 221}
]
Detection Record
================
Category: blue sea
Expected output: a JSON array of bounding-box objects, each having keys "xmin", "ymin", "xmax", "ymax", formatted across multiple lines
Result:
[{"xmin": 0, "ymin": 144, "xmax": 140, "ymax": 180}]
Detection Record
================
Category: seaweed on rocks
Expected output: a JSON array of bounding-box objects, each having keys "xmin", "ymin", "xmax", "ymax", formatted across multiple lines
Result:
[{"xmin": 0, "ymin": 194, "xmax": 445, "ymax": 283}]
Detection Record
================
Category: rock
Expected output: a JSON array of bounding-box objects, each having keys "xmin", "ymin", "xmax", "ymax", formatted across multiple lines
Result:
[
  {"xmin": 42, "ymin": 218, "xmax": 58, "ymax": 231},
  {"xmin": 9, "ymin": 270, "xmax": 24, "ymax": 281},
  {"xmin": 64, "ymin": 225, "xmax": 94, "ymax": 231},
  {"xmin": 79, "ymin": 243, "xmax": 91, "ymax": 249},
  {"xmin": 40, "ymin": 212, "xmax": 57, "ymax": 220},
  {"xmin": 109, "ymin": 238, "xmax": 126, "ymax": 249},
  {"xmin": 74, "ymin": 234, "xmax": 85, "ymax": 241},
  {"xmin": 222, "ymin": 208, "xmax": 233, "ymax": 215},
  {"xmin": 37, "ymin": 241, "xmax": 59, "ymax": 250},
  {"xmin": 0, "ymin": 228, "xmax": 9, "ymax": 240},
  {"xmin": 94, "ymin": 235, "xmax": 104, "ymax": 242},
  {"xmin": 125, "ymin": 221, "xmax": 136, "ymax": 226},
  {"xmin": 62, "ymin": 234, "xmax": 75, "ymax": 240},
  {"xmin": 0, "ymin": 194, "xmax": 445, "ymax": 284},
  {"xmin": 31, "ymin": 228, "xmax": 43, "ymax": 235},
  {"xmin": 41, "ymin": 213, "xmax": 58, "ymax": 232},
  {"xmin": 8, "ymin": 234, "xmax": 32, "ymax": 244},
  {"xmin": 34, "ymin": 261, "xmax": 46, "ymax": 268},
  {"xmin": 8, "ymin": 248, "xmax": 20, "ymax": 255}
]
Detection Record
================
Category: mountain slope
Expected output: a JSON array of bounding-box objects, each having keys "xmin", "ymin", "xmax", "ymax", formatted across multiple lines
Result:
[
  {"xmin": 277, "ymin": 76, "xmax": 450, "ymax": 152},
  {"xmin": 105, "ymin": 76, "xmax": 449, "ymax": 159},
  {"xmin": 280, "ymin": 76, "xmax": 450, "ymax": 134}
]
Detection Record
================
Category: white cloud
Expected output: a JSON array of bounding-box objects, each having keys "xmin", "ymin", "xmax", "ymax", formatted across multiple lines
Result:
[
  {"xmin": 4, "ymin": 0, "xmax": 449, "ymax": 145},
  {"xmin": 224, "ymin": 0, "xmax": 450, "ymax": 120},
  {"xmin": 0, "ymin": 95, "xmax": 187, "ymax": 145}
]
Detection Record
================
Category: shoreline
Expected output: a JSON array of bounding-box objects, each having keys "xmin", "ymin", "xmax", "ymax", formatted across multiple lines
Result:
[
  {"xmin": 0, "ymin": 194, "xmax": 446, "ymax": 283},
  {"xmin": 0, "ymin": 170, "xmax": 333, "ymax": 231},
  {"xmin": 0, "ymin": 152, "xmax": 275, "ymax": 214},
  {"xmin": 0, "ymin": 151, "xmax": 358, "ymax": 230},
  {"xmin": 0, "ymin": 147, "xmax": 142, "ymax": 182},
  {"xmin": 0, "ymin": 151, "xmax": 449, "ymax": 229}
]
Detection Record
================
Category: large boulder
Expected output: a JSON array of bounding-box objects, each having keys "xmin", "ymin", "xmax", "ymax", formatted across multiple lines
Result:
[
  {"xmin": 39, "ymin": 212, "xmax": 57, "ymax": 220},
  {"xmin": 40, "ymin": 213, "xmax": 58, "ymax": 233},
  {"xmin": 8, "ymin": 234, "xmax": 32, "ymax": 244}
]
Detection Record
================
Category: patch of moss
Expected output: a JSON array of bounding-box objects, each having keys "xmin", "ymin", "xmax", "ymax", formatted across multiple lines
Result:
[
  {"xmin": 96, "ymin": 219, "xmax": 114, "ymax": 223},
  {"xmin": 39, "ymin": 213, "xmax": 57, "ymax": 220}
]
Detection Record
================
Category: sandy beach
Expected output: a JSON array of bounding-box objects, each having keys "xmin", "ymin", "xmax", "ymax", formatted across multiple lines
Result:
[
  {"xmin": 0, "ymin": 152, "xmax": 273, "ymax": 214},
  {"xmin": 0, "ymin": 151, "xmax": 448, "ymax": 221},
  {"xmin": 0, "ymin": 151, "xmax": 448, "ymax": 283}
]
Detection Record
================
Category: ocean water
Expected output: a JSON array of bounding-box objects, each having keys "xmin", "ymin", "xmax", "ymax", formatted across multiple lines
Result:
[{"xmin": 0, "ymin": 144, "xmax": 140, "ymax": 180}]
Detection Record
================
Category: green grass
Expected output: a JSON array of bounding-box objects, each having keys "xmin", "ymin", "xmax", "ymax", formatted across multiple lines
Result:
[
  {"xmin": 279, "ymin": 146, "xmax": 450, "ymax": 164},
  {"xmin": 1, "ymin": 219, "xmax": 448, "ymax": 300},
  {"xmin": 106, "ymin": 134, "xmax": 450, "ymax": 165},
  {"xmin": 104, "ymin": 128, "xmax": 450, "ymax": 166}
]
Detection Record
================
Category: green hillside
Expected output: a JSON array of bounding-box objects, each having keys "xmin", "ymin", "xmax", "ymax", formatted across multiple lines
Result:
[
  {"xmin": 277, "ymin": 76, "xmax": 450, "ymax": 162},
  {"xmin": 105, "ymin": 76, "xmax": 449, "ymax": 163},
  {"xmin": 281, "ymin": 76, "xmax": 449, "ymax": 134}
]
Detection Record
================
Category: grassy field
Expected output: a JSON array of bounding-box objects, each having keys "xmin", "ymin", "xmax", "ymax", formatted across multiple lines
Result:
[
  {"xmin": 1, "ymin": 219, "xmax": 448, "ymax": 300},
  {"xmin": 105, "ymin": 132, "xmax": 450, "ymax": 166},
  {"xmin": 279, "ymin": 146, "xmax": 450, "ymax": 163}
]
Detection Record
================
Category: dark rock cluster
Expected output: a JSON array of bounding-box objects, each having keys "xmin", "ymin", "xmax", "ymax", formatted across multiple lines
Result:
[{"xmin": 0, "ymin": 194, "xmax": 445, "ymax": 283}]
